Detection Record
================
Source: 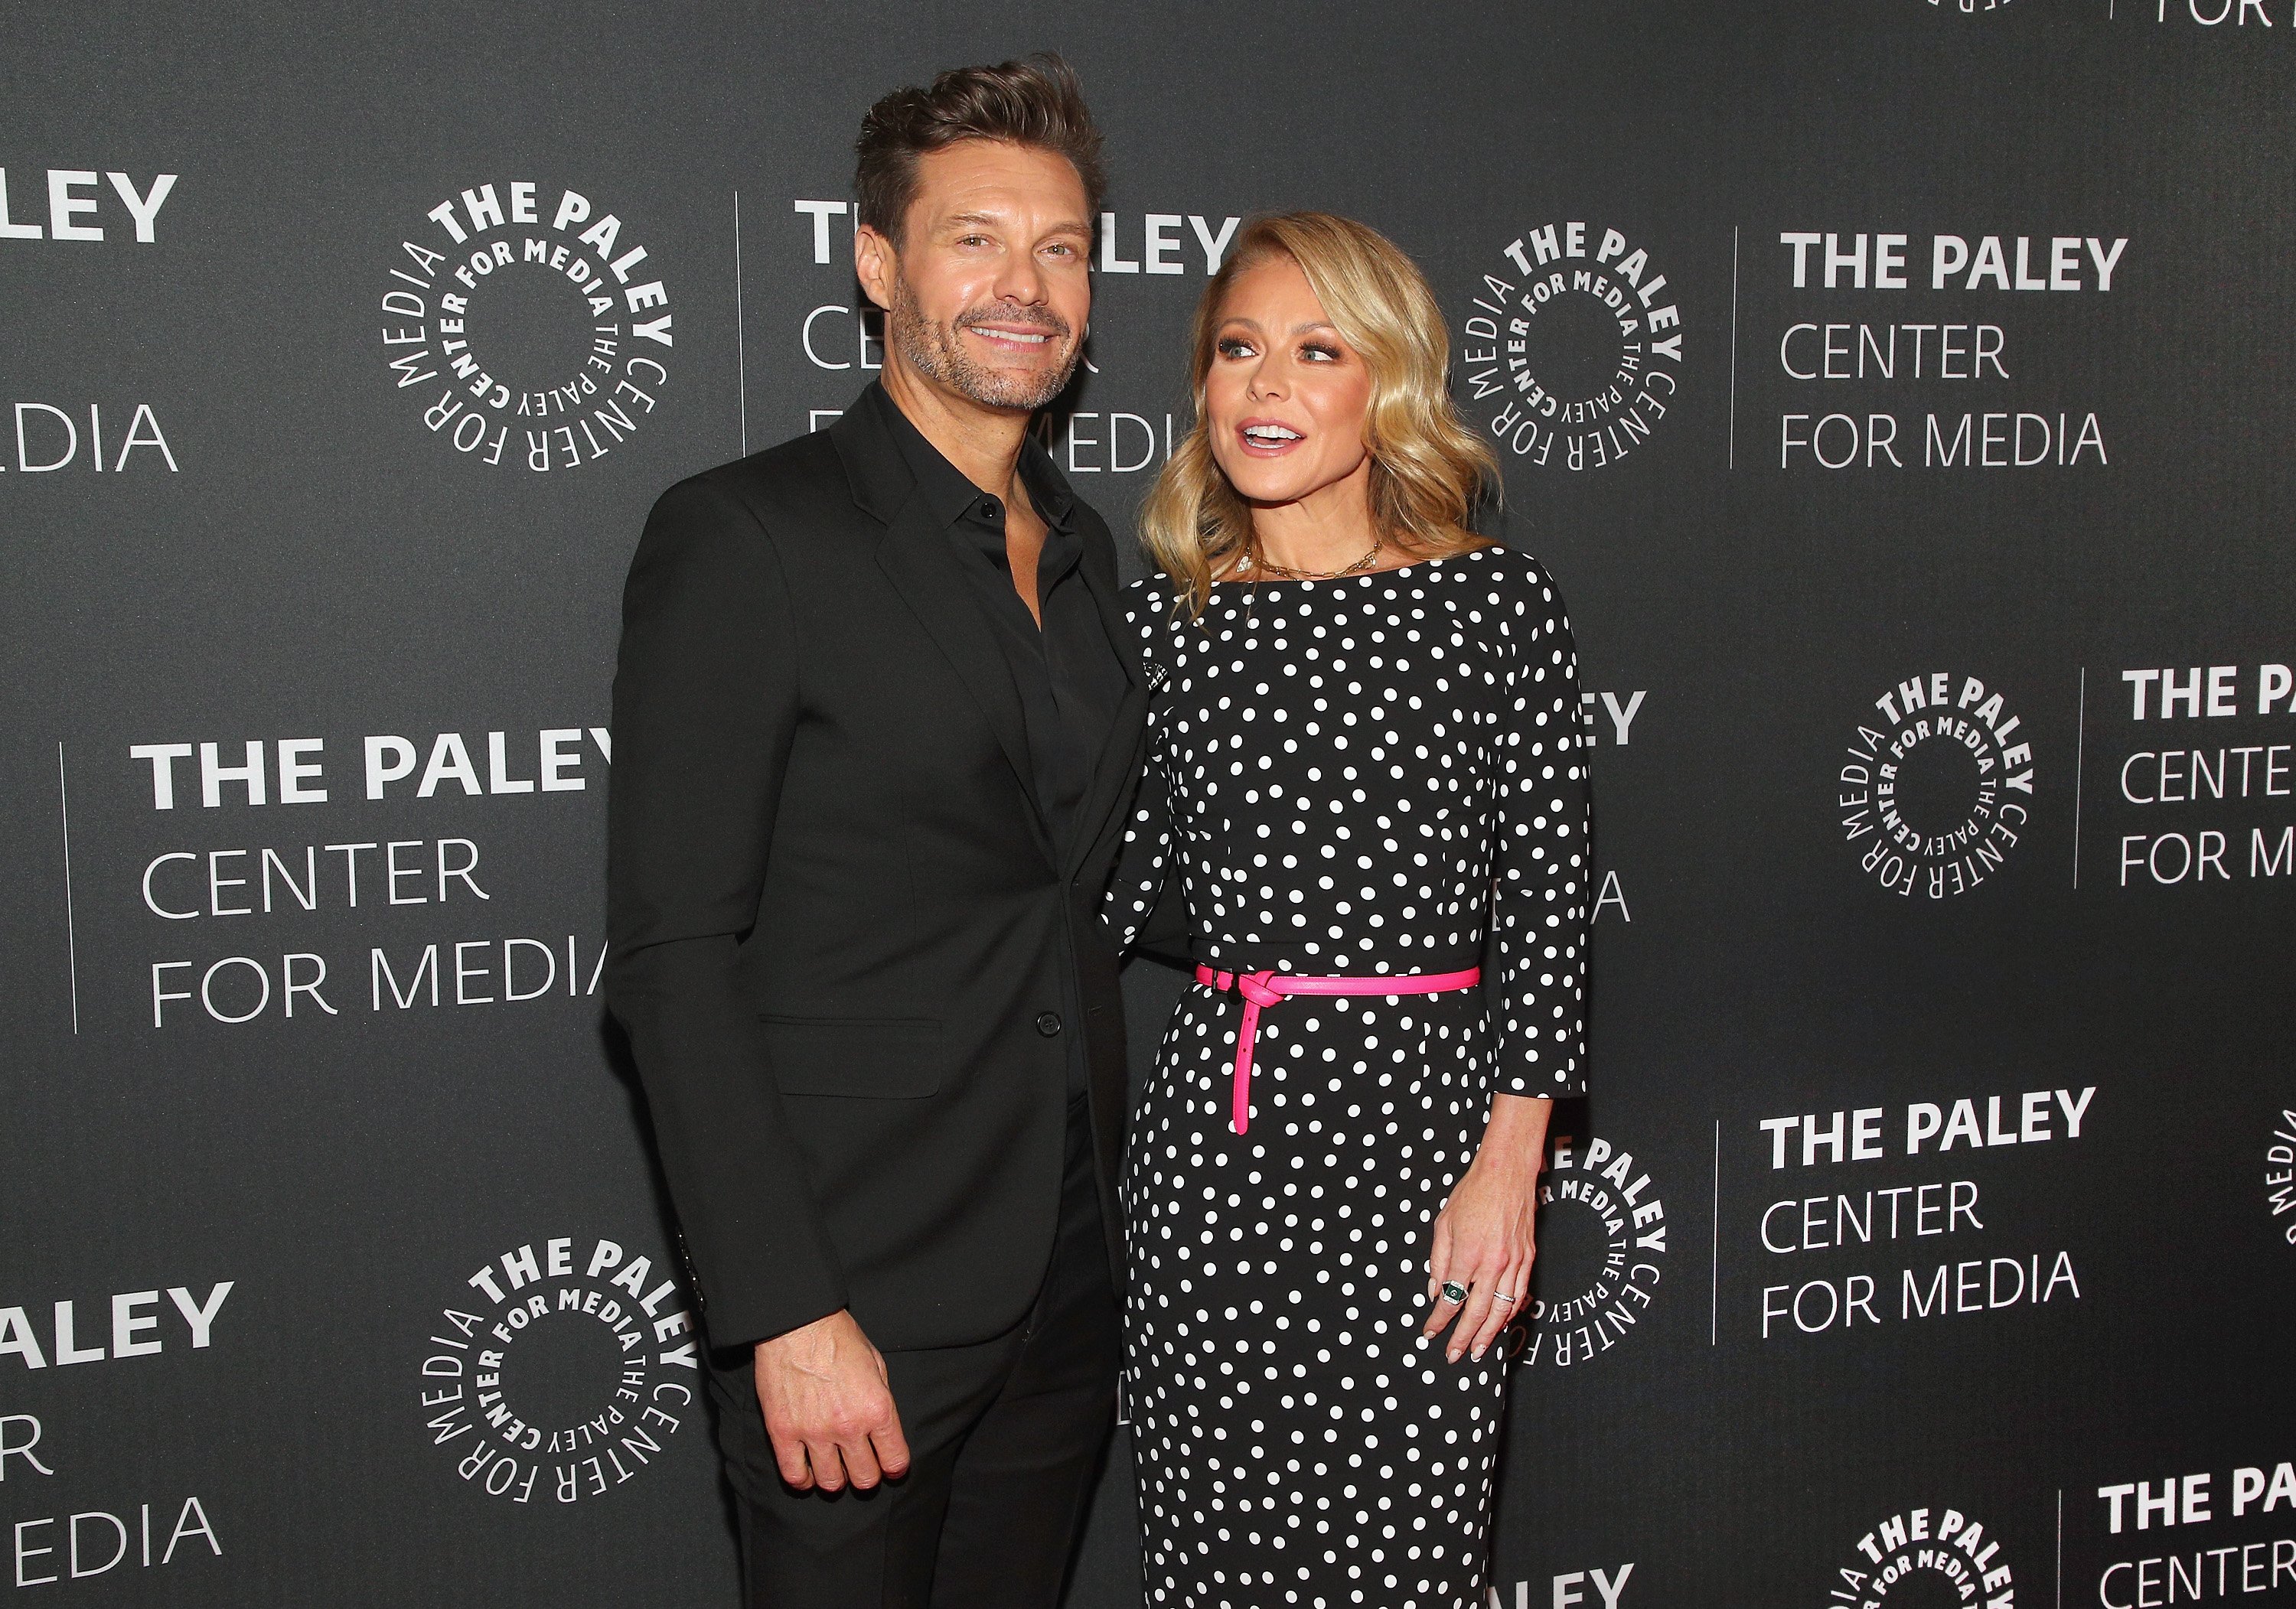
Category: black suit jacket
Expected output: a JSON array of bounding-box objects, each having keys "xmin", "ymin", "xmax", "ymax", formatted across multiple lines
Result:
[{"xmin": 604, "ymin": 397, "xmax": 1149, "ymax": 1353}]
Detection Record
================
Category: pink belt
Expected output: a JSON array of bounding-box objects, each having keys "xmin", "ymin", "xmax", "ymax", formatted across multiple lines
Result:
[{"xmin": 1193, "ymin": 964, "xmax": 1482, "ymax": 1135}]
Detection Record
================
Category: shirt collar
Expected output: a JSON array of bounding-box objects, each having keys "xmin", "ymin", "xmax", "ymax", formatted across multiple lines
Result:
[{"xmin": 862, "ymin": 381, "xmax": 1078, "ymax": 536}]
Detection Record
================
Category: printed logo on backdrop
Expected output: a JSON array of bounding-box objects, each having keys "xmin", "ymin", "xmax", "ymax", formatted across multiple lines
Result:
[
  {"xmin": 1495, "ymin": 1565, "xmax": 1636, "ymax": 1606},
  {"xmin": 1511, "ymin": 1133, "xmax": 1667, "ymax": 1367},
  {"xmin": 2103, "ymin": 662, "xmax": 2296, "ymax": 891},
  {"xmin": 417, "ymin": 1236, "xmax": 698, "ymax": 1503},
  {"xmin": 379, "ymin": 181, "xmax": 672, "ymax": 471},
  {"xmin": 0, "ymin": 168, "xmax": 175, "ymax": 243},
  {"xmin": 2268, "ymin": 1109, "xmax": 2296, "ymax": 1246},
  {"xmin": 2, "ymin": 168, "xmax": 184, "ymax": 476},
  {"xmin": 1459, "ymin": 220, "xmax": 1686, "ymax": 472},
  {"xmin": 1840, "ymin": 672, "xmax": 2036, "ymax": 898},
  {"xmin": 2148, "ymin": 1, "xmax": 2287, "ymax": 28},
  {"xmin": 1, "ymin": 1278, "xmax": 232, "ymax": 1585},
  {"xmin": 1830, "ymin": 1506, "xmax": 2017, "ymax": 1606}
]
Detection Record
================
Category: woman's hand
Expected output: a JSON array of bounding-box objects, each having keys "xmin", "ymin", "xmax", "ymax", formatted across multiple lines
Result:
[{"xmin": 1423, "ymin": 1093, "xmax": 1554, "ymax": 1363}]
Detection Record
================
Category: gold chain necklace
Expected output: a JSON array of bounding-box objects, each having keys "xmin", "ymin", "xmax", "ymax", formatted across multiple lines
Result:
[{"xmin": 1238, "ymin": 539, "xmax": 1383, "ymax": 581}]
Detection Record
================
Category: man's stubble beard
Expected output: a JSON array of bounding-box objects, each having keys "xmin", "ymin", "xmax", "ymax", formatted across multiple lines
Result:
[{"xmin": 886, "ymin": 272, "xmax": 1081, "ymax": 412}]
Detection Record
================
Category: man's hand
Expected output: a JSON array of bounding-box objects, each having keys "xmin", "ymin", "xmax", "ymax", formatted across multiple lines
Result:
[{"xmin": 752, "ymin": 1309, "xmax": 911, "ymax": 1493}]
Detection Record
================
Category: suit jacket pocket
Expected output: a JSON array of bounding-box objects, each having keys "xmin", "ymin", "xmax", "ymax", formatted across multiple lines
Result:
[{"xmin": 758, "ymin": 1015, "xmax": 943, "ymax": 1099}]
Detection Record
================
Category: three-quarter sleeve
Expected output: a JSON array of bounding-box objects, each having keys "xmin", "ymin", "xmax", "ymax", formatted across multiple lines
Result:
[
  {"xmin": 1488, "ymin": 558, "xmax": 1591, "ymax": 1096},
  {"xmin": 1103, "ymin": 668, "xmax": 1175, "ymax": 953}
]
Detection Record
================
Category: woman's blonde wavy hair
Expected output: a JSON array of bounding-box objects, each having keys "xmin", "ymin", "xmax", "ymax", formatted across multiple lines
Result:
[{"xmin": 1140, "ymin": 211, "xmax": 1499, "ymax": 620}]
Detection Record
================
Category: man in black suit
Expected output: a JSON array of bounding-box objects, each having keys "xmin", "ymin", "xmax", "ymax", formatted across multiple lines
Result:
[{"xmin": 605, "ymin": 55, "xmax": 1144, "ymax": 1608}]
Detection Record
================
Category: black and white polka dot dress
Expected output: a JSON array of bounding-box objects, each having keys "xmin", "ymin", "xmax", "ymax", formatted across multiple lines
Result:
[{"xmin": 1106, "ymin": 546, "xmax": 1592, "ymax": 1609}]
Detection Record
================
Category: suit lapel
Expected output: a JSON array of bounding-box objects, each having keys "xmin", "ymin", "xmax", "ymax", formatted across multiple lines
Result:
[{"xmin": 1063, "ymin": 515, "xmax": 1151, "ymax": 878}]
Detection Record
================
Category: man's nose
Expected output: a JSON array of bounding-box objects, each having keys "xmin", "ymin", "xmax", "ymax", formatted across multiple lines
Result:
[{"xmin": 993, "ymin": 249, "xmax": 1049, "ymax": 307}]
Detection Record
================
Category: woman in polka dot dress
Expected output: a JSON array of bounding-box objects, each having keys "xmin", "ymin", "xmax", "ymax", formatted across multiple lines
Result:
[{"xmin": 1106, "ymin": 213, "xmax": 1590, "ymax": 1608}]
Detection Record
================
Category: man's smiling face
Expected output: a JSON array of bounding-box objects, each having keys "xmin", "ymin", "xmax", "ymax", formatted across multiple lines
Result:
[{"xmin": 861, "ymin": 138, "xmax": 1093, "ymax": 414}]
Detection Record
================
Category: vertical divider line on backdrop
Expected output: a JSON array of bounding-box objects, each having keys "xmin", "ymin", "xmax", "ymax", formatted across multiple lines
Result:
[
  {"xmin": 2073, "ymin": 668, "xmax": 2088, "ymax": 888},
  {"xmin": 57, "ymin": 739, "xmax": 79, "ymax": 1034},
  {"xmin": 735, "ymin": 190, "xmax": 748, "ymax": 456},
  {"xmin": 1727, "ymin": 225, "xmax": 1741, "ymax": 471}
]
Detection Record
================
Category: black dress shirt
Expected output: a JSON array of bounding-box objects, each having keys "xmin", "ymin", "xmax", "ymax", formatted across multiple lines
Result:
[
  {"xmin": 869, "ymin": 386, "xmax": 1126, "ymax": 852},
  {"xmin": 868, "ymin": 384, "xmax": 1127, "ymax": 1089}
]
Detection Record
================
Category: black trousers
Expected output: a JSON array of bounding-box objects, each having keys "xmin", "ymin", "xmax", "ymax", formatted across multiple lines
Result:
[{"xmin": 708, "ymin": 1098, "xmax": 1119, "ymax": 1608}]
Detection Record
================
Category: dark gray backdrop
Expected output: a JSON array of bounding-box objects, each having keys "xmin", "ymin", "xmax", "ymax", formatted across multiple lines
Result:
[{"xmin": 6, "ymin": 2, "xmax": 2293, "ymax": 1604}]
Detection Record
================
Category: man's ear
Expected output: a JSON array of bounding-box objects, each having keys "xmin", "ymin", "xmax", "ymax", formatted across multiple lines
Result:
[{"xmin": 854, "ymin": 223, "xmax": 897, "ymax": 314}]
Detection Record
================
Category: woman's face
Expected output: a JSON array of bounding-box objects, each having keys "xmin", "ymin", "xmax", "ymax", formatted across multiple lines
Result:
[{"xmin": 1203, "ymin": 254, "xmax": 1375, "ymax": 510}]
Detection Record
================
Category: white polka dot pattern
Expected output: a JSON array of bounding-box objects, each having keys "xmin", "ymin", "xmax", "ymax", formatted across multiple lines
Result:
[{"xmin": 1104, "ymin": 548, "xmax": 1591, "ymax": 1607}]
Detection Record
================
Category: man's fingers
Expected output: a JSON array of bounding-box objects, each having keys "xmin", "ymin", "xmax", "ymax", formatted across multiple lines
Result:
[
  {"xmin": 807, "ymin": 1438, "xmax": 848, "ymax": 1493},
  {"xmin": 752, "ymin": 1312, "xmax": 912, "ymax": 1496},
  {"xmin": 872, "ymin": 1412, "xmax": 913, "ymax": 1480},
  {"xmin": 771, "ymin": 1435, "xmax": 814, "ymax": 1491},
  {"xmin": 838, "ymin": 1429, "xmax": 884, "ymax": 1490}
]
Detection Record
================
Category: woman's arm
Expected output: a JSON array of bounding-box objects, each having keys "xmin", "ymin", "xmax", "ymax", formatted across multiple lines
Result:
[
  {"xmin": 1101, "ymin": 692, "xmax": 1176, "ymax": 954},
  {"xmin": 1424, "ymin": 555, "xmax": 1593, "ymax": 1362}
]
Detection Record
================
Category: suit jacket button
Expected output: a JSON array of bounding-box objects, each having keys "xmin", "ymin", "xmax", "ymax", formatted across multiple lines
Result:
[{"xmin": 1035, "ymin": 1011, "xmax": 1063, "ymax": 1037}]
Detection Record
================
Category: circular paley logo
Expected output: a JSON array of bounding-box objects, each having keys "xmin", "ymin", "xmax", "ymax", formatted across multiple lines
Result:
[
  {"xmin": 1508, "ymin": 1132, "xmax": 1667, "ymax": 1368},
  {"xmin": 1831, "ymin": 1506, "xmax": 2016, "ymax": 1607},
  {"xmin": 2267, "ymin": 1109, "xmax": 2296, "ymax": 1246},
  {"xmin": 1456, "ymin": 220, "xmax": 1686, "ymax": 471},
  {"xmin": 1839, "ymin": 671, "xmax": 2037, "ymax": 899},
  {"xmin": 416, "ymin": 1235, "xmax": 700, "ymax": 1504},
  {"xmin": 378, "ymin": 180, "xmax": 673, "ymax": 471}
]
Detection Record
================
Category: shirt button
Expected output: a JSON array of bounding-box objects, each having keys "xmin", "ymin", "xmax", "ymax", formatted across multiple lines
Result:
[
  {"xmin": 980, "ymin": 497, "xmax": 1000, "ymax": 519},
  {"xmin": 1035, "ymin": 1011, "xmax": 1063, "ymax": 1037}
]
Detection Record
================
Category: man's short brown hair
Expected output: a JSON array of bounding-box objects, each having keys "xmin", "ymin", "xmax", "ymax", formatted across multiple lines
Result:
[{"xmin": 854, "ymin": 54, "xmax": 1105, "ymax": 243}]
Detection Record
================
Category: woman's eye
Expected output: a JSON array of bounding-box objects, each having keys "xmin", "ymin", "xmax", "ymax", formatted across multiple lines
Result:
[
  {"xmin": 1217, "ymin": 337, "xmax": 1256, "ymax": 359},
  {"xmin": 1301, "ymin": 343, "xmax": 1341, "ymax": 363}
]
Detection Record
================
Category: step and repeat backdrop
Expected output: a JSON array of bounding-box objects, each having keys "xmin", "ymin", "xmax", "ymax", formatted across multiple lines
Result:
[{"xmin": 5, "ymin": 1, "xmax": 2292, "ymax": 1604}]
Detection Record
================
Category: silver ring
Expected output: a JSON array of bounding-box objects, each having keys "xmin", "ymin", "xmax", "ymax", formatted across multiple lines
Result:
[
  {"xmin": 1491, "ymin": 1293, "xmax": 1515, "ymax": 1306},
  {"xmin": 1440, "ymin": 1281, "xmax": 1469, "ymax": 1304}
]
